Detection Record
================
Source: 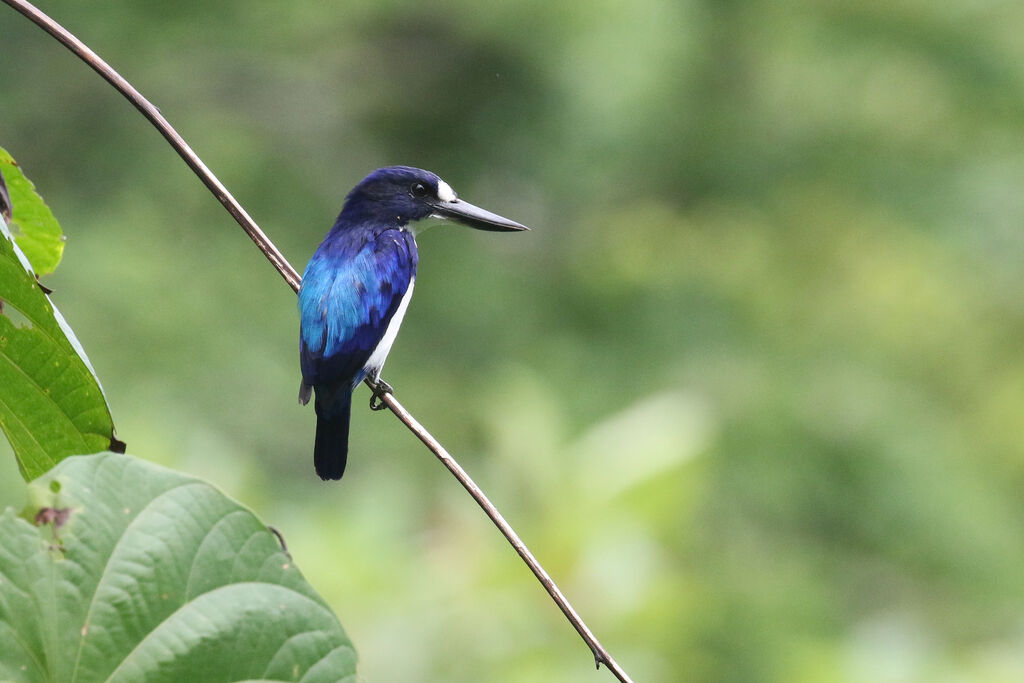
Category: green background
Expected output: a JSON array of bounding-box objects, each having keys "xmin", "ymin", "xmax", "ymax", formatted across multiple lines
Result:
[{"xmin": 3, "ymin": 1, "xmax": 1024, "ymax": 681}]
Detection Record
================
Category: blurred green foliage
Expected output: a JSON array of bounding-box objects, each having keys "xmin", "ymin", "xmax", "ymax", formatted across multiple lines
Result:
[{"xmin": 2, "ymin": 1, "xmax": 1024, "ymax": 681}]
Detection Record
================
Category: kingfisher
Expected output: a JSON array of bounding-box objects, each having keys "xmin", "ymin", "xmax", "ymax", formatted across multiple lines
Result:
[{"xmin": 298, "ymin": 166, "xmax": 529, "ymax": 480}]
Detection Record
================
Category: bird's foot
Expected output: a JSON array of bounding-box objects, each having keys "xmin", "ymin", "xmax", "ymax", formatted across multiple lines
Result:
[{"xmin": 369, "ymin": 378, "xmax": 394, "ymax": 411}]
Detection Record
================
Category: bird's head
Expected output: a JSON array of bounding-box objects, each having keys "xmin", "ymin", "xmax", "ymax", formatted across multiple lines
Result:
[{"xmin": 340, "ymin": 166, "xmax": 529, "ymax": 232}]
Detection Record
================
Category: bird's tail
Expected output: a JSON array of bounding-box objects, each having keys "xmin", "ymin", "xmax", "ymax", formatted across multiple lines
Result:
[{"xmin": 313, "ymin": 391, "xmax": 352, "ymax": 481}]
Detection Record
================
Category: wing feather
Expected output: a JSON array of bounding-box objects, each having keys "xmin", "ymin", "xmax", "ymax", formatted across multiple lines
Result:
[{"xmin": 299, "ymin": 228, "xmax": 416, "ymax": 390}]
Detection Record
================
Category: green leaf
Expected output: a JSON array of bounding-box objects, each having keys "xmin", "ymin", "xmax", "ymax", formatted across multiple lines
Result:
[
  {"xmin": 0, "ymin": 452, "xmax": 357, "ymax": 683},
  {"xmin": 0, "ymin": 148, "xmax": 65, "ymax": 275},
  {"xmin": 0, "ymin": 205, "xmax": 120, "ymax": 480}
]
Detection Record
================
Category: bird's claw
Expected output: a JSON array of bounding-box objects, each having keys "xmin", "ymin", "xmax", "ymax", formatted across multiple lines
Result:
[{"xmin": 369, "ymin": 378, "xmax": 394, "ymax": 411}]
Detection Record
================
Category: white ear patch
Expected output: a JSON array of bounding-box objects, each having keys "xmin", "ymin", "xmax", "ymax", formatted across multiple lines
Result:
[{"xmin": 436, "ymin": 179, "xmax": 457, "ymax": 202}]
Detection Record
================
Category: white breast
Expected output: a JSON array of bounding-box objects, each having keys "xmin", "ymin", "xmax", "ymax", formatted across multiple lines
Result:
[{"xmin": 363, "ymin": 278, "xmax": 415, "ymax": 377}]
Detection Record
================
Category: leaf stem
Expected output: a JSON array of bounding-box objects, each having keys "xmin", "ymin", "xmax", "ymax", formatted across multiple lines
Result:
[{"xmin": 1, "ymin": 2, "xmax": 634, "ymax": 680}]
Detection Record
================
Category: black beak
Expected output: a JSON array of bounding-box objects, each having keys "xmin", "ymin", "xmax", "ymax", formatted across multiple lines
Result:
[{"xmin": 431, "ymin": 198, "xmax": 530, "ymax": 232}]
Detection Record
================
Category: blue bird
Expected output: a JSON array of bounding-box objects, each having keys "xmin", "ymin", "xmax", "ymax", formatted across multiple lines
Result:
[{"xmin": 299, "ymin": 166, "xmax": 529, "ymax": 480}]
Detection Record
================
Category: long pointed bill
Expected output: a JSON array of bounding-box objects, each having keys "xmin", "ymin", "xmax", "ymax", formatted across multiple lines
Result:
[{"xmin": 431, "ymin": 198, "xmax": 530, "ymax": 232}]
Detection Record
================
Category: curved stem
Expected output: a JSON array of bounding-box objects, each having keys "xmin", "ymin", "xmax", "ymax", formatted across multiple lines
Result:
[
  {"xmin": 2, "ymin": 0, "xmax": 301, "ymax": 293},
  {"xmin": 376, "ymin": 390, "xmax": 634, "ymax": 681},
  {"xmin": 1, "ymin": 2, "xmax": 633, "ymax": 681}
]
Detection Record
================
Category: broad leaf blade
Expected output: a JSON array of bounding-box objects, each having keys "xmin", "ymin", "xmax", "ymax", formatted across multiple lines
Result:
[
  {"xmin": 0, "ymin": 148, "xmax": 65, "ymax": 275},
  {"xmin": 0, "ymin": 168, "xmax": 121, "ymax": 480},
  {"xmin": 0, "ymin": 452, "xmax": 356, "ymax": 683}
]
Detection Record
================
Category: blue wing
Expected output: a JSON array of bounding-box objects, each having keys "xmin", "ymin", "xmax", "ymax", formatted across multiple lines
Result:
[{"xmin": 299, "ymin": 227, "xmax": 417, "ymax": 394}]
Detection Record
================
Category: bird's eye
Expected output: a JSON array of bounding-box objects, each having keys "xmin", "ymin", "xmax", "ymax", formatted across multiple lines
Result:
[{"xmin": 410, "ymin": 182, "xmax": 429, "ymax": 199}]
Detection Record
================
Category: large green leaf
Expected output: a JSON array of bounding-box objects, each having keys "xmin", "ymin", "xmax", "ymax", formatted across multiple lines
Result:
[
  {"xmin": 0, "ymin": 165, "xmax": 121, "ymax": 480},
  {"xmin": 0, "ymin": 452, "xmax": 356, "ymax": 682},
  {"xmin": 0, "ymin": 148, "xmax": 64, "ymax": 275}
]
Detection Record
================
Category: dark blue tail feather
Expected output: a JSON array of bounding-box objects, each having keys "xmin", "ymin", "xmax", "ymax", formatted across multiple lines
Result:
[{"xmin": 314, "ymin": 392, "xmax": 351, "ymax": 480}]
